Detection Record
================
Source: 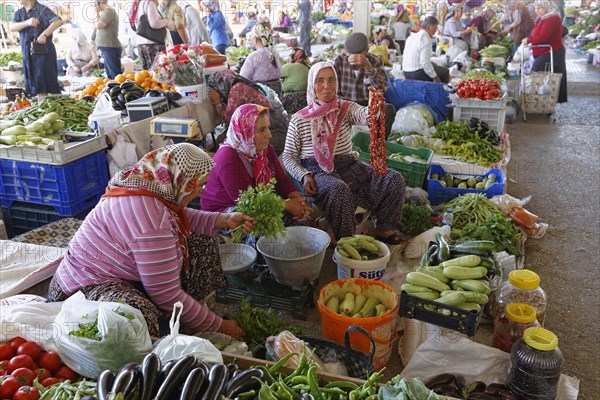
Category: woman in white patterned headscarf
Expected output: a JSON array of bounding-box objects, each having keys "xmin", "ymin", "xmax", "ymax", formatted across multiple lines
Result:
[
  {"xmin": 240, "ymin": 22, "xmax": 283, "ymax": 95},
  {"xmin": 66, "ymin": 29, "xmax": 99, "ymax": 77},
  {"xmin": 48, "ymin": 143, "xmax": 256, "ymax": 340}
]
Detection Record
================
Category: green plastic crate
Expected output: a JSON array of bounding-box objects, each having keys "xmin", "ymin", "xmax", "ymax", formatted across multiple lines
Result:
[{"xmin": 352, "ymin": 132, "xmax": 434, "ymax": 188}]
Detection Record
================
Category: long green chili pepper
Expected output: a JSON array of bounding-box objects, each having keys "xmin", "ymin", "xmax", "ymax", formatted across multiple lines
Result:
[{"xmin": 269, "ymin": 352, "xmax": 298, "ymax": 375}]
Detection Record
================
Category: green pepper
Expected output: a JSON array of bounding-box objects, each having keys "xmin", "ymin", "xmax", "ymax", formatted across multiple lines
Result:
[
  {"xmin": 269, "ymin": 352, "xmax": 298, "ymax": 375},
  {"xmin": 307, "ymin": 365, "xmax": 323, "ymax": 400}
]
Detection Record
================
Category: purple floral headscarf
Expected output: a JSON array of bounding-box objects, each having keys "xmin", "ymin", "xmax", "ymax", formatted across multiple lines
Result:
[
  {"xmin": 224, "ymin": 104, "xmax": 271, "ymax": 184},
  {"xmin": 108, "ymin": 143, "xmax": 216, "ymax": 204}
]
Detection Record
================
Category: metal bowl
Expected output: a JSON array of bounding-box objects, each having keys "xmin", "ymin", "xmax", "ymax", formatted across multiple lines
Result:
[{"xmin": 219, "ymin": 243, "xmax": 257, "ymax": 275}]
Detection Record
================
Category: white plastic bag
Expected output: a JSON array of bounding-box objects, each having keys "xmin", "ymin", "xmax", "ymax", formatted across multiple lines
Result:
[
  {"xmin": 54, "ymin": 292, "xmax": 153, "ymax": 378},
  {"xmin": 404, "ymin": 226, "xmax": 451, "ymax": 259},
  {"xmin": 0, "ymin": 301, "xmax": 63, "ymax": 344},
  {"xmin": 391, "ymin": 108, "xmax": 432, "ymax": 136},
  {"xmin": 107, "ymin": 135, "xmax": 138, "ymax": 177},
  {"xmin": 152, "ymin": 302, "xmax": 223, "ymax": 364}
]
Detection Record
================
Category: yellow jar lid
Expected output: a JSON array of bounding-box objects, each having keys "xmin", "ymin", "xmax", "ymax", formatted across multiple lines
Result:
[
  {"xmin": 523, "ymin": 327, "xmax": 559, "ymax": 351},
  {"xmin": 505, "ymin": 303, "xmax": 537, "ymax": 324},
  {"xmin": 508, "ymin": 269, "xmax": 540, "ymax": 290}
]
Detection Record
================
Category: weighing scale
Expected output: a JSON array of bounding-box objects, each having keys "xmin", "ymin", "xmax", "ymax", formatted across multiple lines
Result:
[{"xmin": 150, "ymin": 117, "xmax": 201, "ymax": 139}]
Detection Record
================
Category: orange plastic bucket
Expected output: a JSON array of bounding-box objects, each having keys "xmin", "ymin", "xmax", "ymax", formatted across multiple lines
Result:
[{"xmin": 318, "ymin": 278, "xmax": 399, "ymax": 370}]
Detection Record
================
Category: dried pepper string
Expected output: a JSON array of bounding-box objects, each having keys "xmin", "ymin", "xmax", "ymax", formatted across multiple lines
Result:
[{"xmin": 368, "ymin": 89, "xmax": 387, "ymax": 175}]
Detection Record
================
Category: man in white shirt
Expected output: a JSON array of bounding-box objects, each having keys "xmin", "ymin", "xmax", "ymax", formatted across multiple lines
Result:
[{"xmin": 402, "ymin": 16, "xmax": 450, "ymax": 83}]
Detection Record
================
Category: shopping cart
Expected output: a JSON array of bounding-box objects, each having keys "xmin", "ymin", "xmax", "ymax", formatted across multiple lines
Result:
[{"xmin": 519, "ymin": 44, "xmax": 562, "ymax": 121}]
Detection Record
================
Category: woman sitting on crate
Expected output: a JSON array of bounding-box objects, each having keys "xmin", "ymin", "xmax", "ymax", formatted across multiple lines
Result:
[
  {"xmin": 239, "ymin": 23, "xmax": 283, "ymax": 96},
  {"xmin": 208, "ymin": 69, "xmax": 289, "ymax": 155},
  {"xmin": 48, "ymin": 143, "xmax": 255, "ymax": 340},
  {"xmin": 281, "ymin": 48, "xmax": 311, "ymax": 115},
  {"xmin": 201, "ymin": 104, "xmax": 312, "ymax": 224},
  {"xmin": 65, "ymin": 29, "xmax": 99, "ymax": 77},
  {"xmin": 522, "ymin": 0, "xmax": 567, "ymax": 103},
  {"xmin": 281, "ymin": 62, "xmax": 406, "ymax": 244}
]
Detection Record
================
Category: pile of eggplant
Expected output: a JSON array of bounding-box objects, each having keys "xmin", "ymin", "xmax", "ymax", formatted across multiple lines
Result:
[
  {"xmin": 95, "ymin": 353, "xmax": 264, "ymax": 400},
  {"xmin": 425, "ymin": 373, "xmax": 522, "ymax": 400},
  {"xmin": 103, "ymin": 81, "xmax": 145, "ymax": 111},
  {"xmin": 467, "ymin": 118, "xmax": 500, "ymax": 146}
]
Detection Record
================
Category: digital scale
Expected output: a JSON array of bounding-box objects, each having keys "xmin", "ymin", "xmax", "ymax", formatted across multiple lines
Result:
[{"xmin": 150, "ymin": 117, "xmax": 201, "ymax": 139}]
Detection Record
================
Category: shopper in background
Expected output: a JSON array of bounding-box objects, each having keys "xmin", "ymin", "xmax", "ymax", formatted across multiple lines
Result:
[
  {"xmin": 240, "ymin": 23, "xmax": 283, "ymax": 96},
  {"xmin": 11, "ymin": 0, "xmax": 63, "ymax": 97},
  {"xmin": 298, "ymin": 0, "xmax": 312, "ymax": 56},
  {"xmin": 466, "ymin": 7, "xmax": 498, "ymax": 48},
  {"xmin": 160, "ymin": 0, "xmax": 188, "ymax": 45},
  {"xmin": 443, "ymin": 6, "xmax": 473, "ymax": 60},
  {"xmin": 238, "ymin": 10, "xmax": 258, "ymax": 46},
  {"xmin": 95, "ymin": 0, "xmax": 122, "ymax": 79},
  {"xmin": 282, "ymin": 62, "xmax": 406, "ymax": 243},
  {"xmin": 135, "ymin": 0, "xmax": 167, "ymax": 70},
  {"xmin": 177, "ymin": 0, "xmax": 210, "ymax": 45},
  {"xmin": 281, "ymin": 47, "xmax": 311, "ymax": 115},
  {"xmin": 523, "ymin": 0, "xmax": 567, "ymax": 103},
  {"xmin": 491, "ymin": 0, "xmax": 534, "ymax": 48},
  {"xmin": 391, "ymin": 10, "xmax": 412, "ymax": 53},
  {"xmin": 403, "ymin": 16, "xmax": 450, "ymax": 83},
  {"xmin": 201, "ymin": 104, "xmax": 312, "ymax": 223},
  {"xmin": 274, "ymin": 10, "xmax": 293, "ymax": 33},
  {"xmin": 66, "ymin": 29, "xmax": 99, "ymax": 77},
  {"xmin": 48, "ymin": 143, "xmax": 254, "ymax": 340},
  {"xmin": 373, "ymin": 25, "xmax": 397, "ymax": 51},
  {"xmin": 333, "ymin": 32, "xmax": 395, "ymax": 138},
  {"xmin": 202, "ymin": 0, "xmax": 229, "ymax": 54}
]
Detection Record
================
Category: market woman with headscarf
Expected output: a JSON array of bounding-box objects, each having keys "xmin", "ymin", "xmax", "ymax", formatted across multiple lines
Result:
[
  {"xmin": 202, "ymin": 1, "xmax": 229, "ymax": 54},
  {"xmin": 466, "ymin": 8, "xmax": 498, "ymax": 48},
  {"xmin": 281, "ymin": 48, "xmax": 311, "ymax": 115},
  {"xmin": 201, "ymin": 104, "xmax": 312, "ymax": 224},
  {"xmin": 66, "ymin": 29, "xmax": 99, "ymax": 77},
  {"xmin": 523, "ymin": 0, "xmax": 567, "ymax": 103},
  {"xmin": 443, "ymin": 6, "xmax": 474, "ymax": 60},
  {"xmin": 282, "ymin": 62, "xmax": 406, "ymax": 244},
  {"xmin": 491, "ymin": 0, "xmax": 534, "ymax": 48},
  {"xmin": 10, "ymin": 0, "xmax": 63, "ymax": 98},
  {"xmin": 240, "ymin": 22, "xmax": 283, "ymax": 96},
  {"xmin": 48, "ymin": 143, "xmax": 255, "ymax": 339},
  {"xmin": 208, "ymin": 70, "xmax": 289, "ymax": 154}
]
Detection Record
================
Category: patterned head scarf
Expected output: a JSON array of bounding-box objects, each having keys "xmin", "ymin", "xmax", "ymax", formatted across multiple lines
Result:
[
  {"xmin": 482, "ymin": 8, "xmax": 496, "ymax": 32},
  {"xmin": 224, "ymin": 104, "xmax": 272, "ymax": 185},
  {"xmin": 208, "ymin": 69, "xmax": 266, "ymax": 104},
  {"xmin": 253, "ymin": 23, "xmax": 276, "ymax": 65},
  {"xmin": 297, "ymin": 62, "xmax": 352, "ymax": 173},
  {"xmin": 109, "ymin": 143, "xmax": 215, "ymax": 204},
  {"xmin": 290, "ymin": 47, "xmax": 310, "ymax": 67}
]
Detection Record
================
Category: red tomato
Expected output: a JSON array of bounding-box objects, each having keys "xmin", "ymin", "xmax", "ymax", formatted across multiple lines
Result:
[
  {"xmin": 8, "ymin": 338, "xmax": 26, "ymax": 353},
  {"xmin": 37, "ymin": 352, "xmax": 62, "ymax": 373},
  {"xmin": 7, "ymin": 355, "xmax": 35, "ymax": 373},
  {"xmin": 0, "ymin": 376, "xmax": 20, "ymax": 399},
  {"xmin": 11, "ymin": 368, "xmax": 35, "ymax": 387},
  {"xmin": 12, "ymin": 386, "xmax": 41, "ymax": 400},
  {"xmin": 0, "ymin": 344, "xmax": 13, "ymax": 361},
  {"xmin": 54, "ymin": 366, "xmax": 78, "ymax": 382},
  {"xmin": 16, "ymin": 343, "xmax": 42, "ymax": 362},
  {"xmin": 0, "ymin": 360, "xmax": 8, "ymax": 374},
  {"xmin": 34, "ymin": 368, "xmax": 51, "ymax": 383},
  {"xmin": 40, "ymin": 377, "xmax": 61, "ymax": 388}
]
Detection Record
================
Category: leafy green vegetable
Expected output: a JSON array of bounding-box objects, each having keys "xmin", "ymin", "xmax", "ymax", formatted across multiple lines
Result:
[
  {"xmin": 432, "ymin": 121, "xmax": 502, "ymax": 167},
  {"xmin": 233, "ymin": 299, "xmax": 305, "ymax": 346},
  {"xmin": 401, "ymin": 204, "xmax": 434, "ymax": 235},
  {"xmin": 231, "ymin": 178, "xmax": 286, "ymax": 243},
  {"xmin": 379, "ymin": 375, "xmax": 448, "ymax": 400},
  {"xmin": 68, "ymin": 307, "xmax": 135, "ymax": 341},
  {"xmin": 461, "ymin": 69, "xmax": 502, "ymax": 83},
  {"xmin": 0, "ymin": 52, "xmax": 22, "ymax": 66},
  {"xmin": 226, "ymin": 46, "xmax": 252, "ymax": 65},
  {"xmin": 453, "ymin": 213, "xmax": 523, "ymax": 256}
]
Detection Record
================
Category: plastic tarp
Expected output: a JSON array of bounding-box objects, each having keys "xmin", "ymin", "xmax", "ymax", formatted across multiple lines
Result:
[{"xmin": 385, "ymin": 77, "xmax": 452, "ymax": 123}]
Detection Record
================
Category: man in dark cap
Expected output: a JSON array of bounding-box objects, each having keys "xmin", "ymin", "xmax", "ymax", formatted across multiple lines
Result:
[{"xmin": 333, "ymin": 32, "xmax": 396, "ymax": 138}]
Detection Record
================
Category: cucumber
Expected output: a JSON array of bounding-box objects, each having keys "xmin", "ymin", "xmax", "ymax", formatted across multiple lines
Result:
[
  {"xmin": 340, "ymin": 293, "xmax": 355, "ymax": 314},
  {"xmin": 440, "ymin": 290, "xmax": 489, "ymax": 304},
  {"xmin": 439, "ymin": 255, "xmax": 481, "ymax": 268},
  {"xmin": 400, "ymin": 284, "xmax": 435, "ymax": 294},
  {"xmin": 375, "ymin": 304, "xmax": 387, "ymax": 316},
  {"xmin": 443, "ymin": 266, "xmax": 488, "ymax": 280},
  {"xmin": 435, "ymin": 292, "xmax": 466, "ymax": 306},
  {"xmin": 358, "ymin": 238, "xmax": 379, "ymax": 252},
  {"xmin": 406, "ymin": 271, "xmax": 451, "ymax": 292},
  {"xmin": 343, "ymin": 243, "xmax": 362, "ymax": 261},
  {"xmin": 353, "ymin": 234, "xmax": 375, "ymax": 242},
  {"xmin": 351, "ymin": 294, "xmax": 367, "ymax": 315},
  {"xmin": 1, "ymin": 125, "xmax": 27, "ymax": 136},
  {"xmin": 416, "ymin": 266, "xmax": 450, "ymax": 284},
  {"xmin": 358, "ymin": 296, "xmax": 380, "ymax": 318},
  {"xmin": 453, "ymin": 279, "xmax": 491, "ymax": 294},
  {"xmin": 456, "ymin": 302, "xmax": 482, "ymax": 312},
  {"xmin": 326, "ymin": 296, "xmax": 339, "ymax": 313}
]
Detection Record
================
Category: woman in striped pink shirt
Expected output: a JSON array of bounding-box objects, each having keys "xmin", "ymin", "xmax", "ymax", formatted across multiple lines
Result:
[{"xmin": 47, "ymin": 143, "xmax": 256, "ymax": 340}]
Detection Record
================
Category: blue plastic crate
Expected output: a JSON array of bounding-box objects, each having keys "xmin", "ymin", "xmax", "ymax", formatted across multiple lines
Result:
[
  {"xmin": 427, "ymin": 164, "xmax": 505, "ymax": 205},
  {"xmin": 0, "ymin": 150, "xmax": 108, "ymax": 215},
  {"xmin": 2, "ymin": 201, "xmax": 93, "ymax": 238}
]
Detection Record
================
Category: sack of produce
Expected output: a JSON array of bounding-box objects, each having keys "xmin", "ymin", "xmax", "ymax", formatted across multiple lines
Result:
[
  {"xmin": 53, "ymin": 291, "xmax": 152, "ymax": 378},
  {"xmin": 152, "ymin": 301, "xmax": 223, "ymax": 364}
]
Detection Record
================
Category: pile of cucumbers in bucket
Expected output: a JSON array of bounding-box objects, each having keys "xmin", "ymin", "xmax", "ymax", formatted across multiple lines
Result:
[
  {"xmin": 336, "ymin": 235, "xmax": 382, "ymax": 261},
  {"xmin": 431, "ymin": 172, "xmax": 498, "ymax": 190},
  {"xmin": 401, "ymin": 233, "xmax": 500, "ymax": 314},
  {"xmin": 326, "ymin": 290, "xmax": 389, "ymax": 318}
]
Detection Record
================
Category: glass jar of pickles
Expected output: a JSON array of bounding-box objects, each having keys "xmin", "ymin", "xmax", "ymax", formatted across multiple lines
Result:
[
  {"xmin": 492, "ymin": 303, "xmax": 541, "ymax": 352},
  {"xmin": 492, "ymin": 269, "xmax": 547, "ymax": 325},
  {"xmin": 507, "ymin": 327, "xmax": 564, "ymax": 400}
]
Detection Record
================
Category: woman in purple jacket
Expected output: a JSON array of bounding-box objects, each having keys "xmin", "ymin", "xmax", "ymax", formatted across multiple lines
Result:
[{"xmin": 201, "ymin": 104, "xmax": 312, "ymax": 223}]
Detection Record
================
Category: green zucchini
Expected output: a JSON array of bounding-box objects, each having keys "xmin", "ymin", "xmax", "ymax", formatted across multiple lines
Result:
[
  {"xmin": 453, "ymin": 279, "xmax": 491, "ymax": 294},
  {"xmin": 411, "ymin": 291, "xmax": 440, "ymax": 301},
  {"xmin": 400, "ymin": 284, "xmax": 435, "ymax": 294},
  {"xmin": 340, "ymin": 293, "xmax": 355, "ymax": 314},
  {"xmin": 443, "ymin": 266, "xmax": 488, "ymax": 280},
  {"xmin": 456, "ymin": 302, "xmax": 482, "ymax": 312},
  {"xmin": 0, "ymin": 119, "xmax": 16, "ymax": 132},
  {"xmin": 439, "ymin": 255, "xmax": 481, "ymax": 268},
  {"xmin": 326, "ymin": 296, "xmax": 339, "ymax": 313},
  {"xmin": 440, "ymin": 290, "xmax": 489, "ymax": 304},
  {"xmin": 416, "ymin": 266, "xmax": 450, "ymax": 284},
  {"xmin": 435, "ymin": 292, "xmax": 466, "ymax": 306},
  {"xmin": 1, "ymin": 125, "xmax": 27, "ymax": 136},
  {"xmin": 351, "ymin": 294, "xmax": 367, "ymax": 315},
  {"xmin": 406, "ymin": 271, "xmax": 451, "ymax": 292},
  {"xmin": 435, "ymin": 233, "xmax": 451, "ymax": 262}
]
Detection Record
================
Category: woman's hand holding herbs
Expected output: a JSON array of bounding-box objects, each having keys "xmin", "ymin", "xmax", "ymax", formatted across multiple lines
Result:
[{"xmin": 224, "ymin": 212, "xmax": 256, "ymax": 235}]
